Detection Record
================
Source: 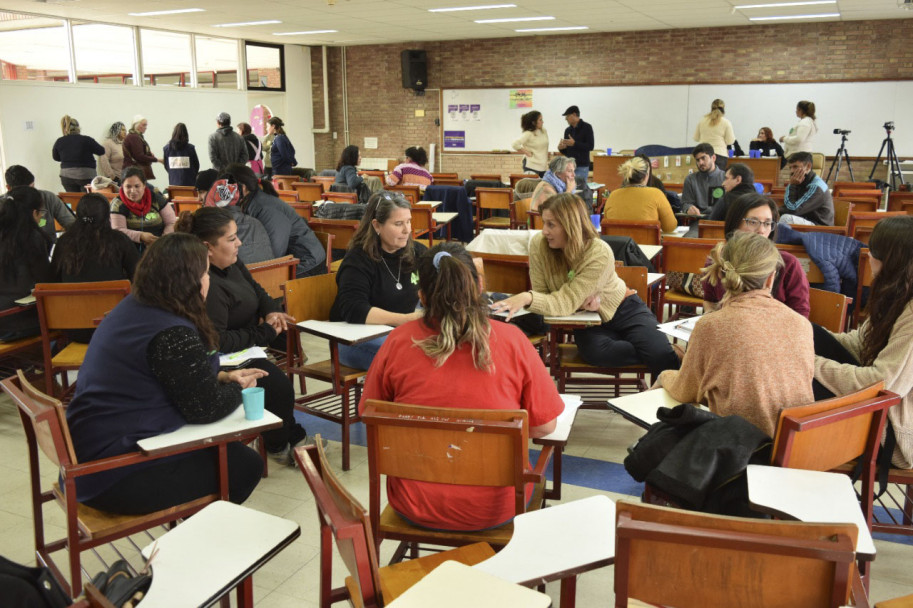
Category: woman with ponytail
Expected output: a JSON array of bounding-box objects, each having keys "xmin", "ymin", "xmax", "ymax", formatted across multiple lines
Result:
[
  {"xmin": 656, "ymin": 231, "xmax": 814, "ymax": 436},
  {"xmin": 360, "ymin": 242, "xmax": 563, "ymax": 531},
  {"xmin": 53, "ymin": 114, "xmax": 105, "ymax": 192},
  {"xmin": 693, "ymin": 99, "xmax": 735, "ymax": 167},
  {"xmin": 780, "ymin": 100, "xmax": 818, "ymax": 156}
]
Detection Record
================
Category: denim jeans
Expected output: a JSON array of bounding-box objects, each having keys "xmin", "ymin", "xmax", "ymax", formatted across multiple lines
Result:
[
  {"xmin": 575, "ymin": 165, "xmax": 590, "ymax": 182},
  {"xmin": 338, "ymin": 335, "xmax": 388, "ymax": 371}
]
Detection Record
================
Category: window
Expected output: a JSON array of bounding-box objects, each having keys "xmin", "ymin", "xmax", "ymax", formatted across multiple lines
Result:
[
  {"xmin": 0, "ymin": 12, "xmax": 69, "ymax": 81},
  {"xmin": 195, "ymin": 36, "xmax": 238, "ymax": 89},
  {"xmin": 140, "ymin": 29, "xmax": 191, "ymax": 87},
  {"xmin": 72, "ymin": 22, "xmax": 134, "ymax": 85},
  {"xmin": 245, "ymin": 41, "xmax": 284, "ymax": 91}
]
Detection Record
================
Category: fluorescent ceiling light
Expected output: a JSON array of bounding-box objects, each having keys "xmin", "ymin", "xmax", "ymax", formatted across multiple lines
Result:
[
  {"xmin": 475, "ymin": 16, "xmax": 555, "ymax": 23},
  {"xmin": 516, "ymin": 26, "xmax": 589, "ymax": 32},
  {"xmin": 213, "ymin": 20, "xmax": 281, "ymax": 27},
  {"xmin": 735, "ymin": 1, "xmax": 835, "ymax": 8},
  {"xmin": 274, "ymin": 30, "xmax": 338, "ymax": 36},
  {"xmin": 749, "ymin": 12, "xmax": 839, "ymax": 20},
  {"xmin": 429, "ymin": 4, "xmax": 517, "ymax": 12},
  {"xmin": 128, "ymin": 8, "xmax": 205, "ymax": 17}
]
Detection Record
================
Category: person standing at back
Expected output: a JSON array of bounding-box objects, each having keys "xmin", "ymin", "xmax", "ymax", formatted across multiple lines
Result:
[
  {"xmin": 122, "ymin": 115, "xmax": 162, "ymax": 182},
  {"xmin": 512, "ymin": 110, "xmax": 549, "ymax": 177},
  {"xmin": 781, "ymin": 100, "xmax": 818, "ymax": 156},
  {"xmin": 267, "ymin": 117, "xmax": 296, "ymax": 177},
  {"xmin": 52, "ymin": 115, "xmax": 105, "ymax": 192},
  {"xmin": 693, "ymin": 99, "xmax": 735, "ymax": 170},
  {"xmin": 163, "ymin": 122, "xmax": 200, "ymax": 187},
  {"xmin": 209, "ymin": 112, "xmax": 248, "ymax": 174},
  {"xmin": 558, "ymin": 105, "xmax": 594, "ymax": 183}
]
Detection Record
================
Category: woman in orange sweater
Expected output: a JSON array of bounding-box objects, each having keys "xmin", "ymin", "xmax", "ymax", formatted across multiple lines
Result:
[{"xmin": 602, "ymin": 157, "xmax": 678, "ymax": 233}]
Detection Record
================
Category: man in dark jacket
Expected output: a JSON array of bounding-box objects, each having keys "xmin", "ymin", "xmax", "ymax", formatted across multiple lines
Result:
[
  {"xmin": 779, "ymin": 152, "xmax": 834, "ymax": 226},
  {"xmin": 558, "ymin": 105, "xmax": 595, "ymax": 182},
  {"xmin": 208, "ymin": 113, "xmax": 248, "ymax": 174},
  {"xmin": 709, "ymin": 163, "xmax": 757, "ymax": 222}
]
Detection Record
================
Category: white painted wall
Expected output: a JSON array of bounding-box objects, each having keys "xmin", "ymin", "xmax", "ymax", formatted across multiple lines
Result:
[{"xmin": 0, "ymin": 44, "xmax": 313, "ymax": 191}]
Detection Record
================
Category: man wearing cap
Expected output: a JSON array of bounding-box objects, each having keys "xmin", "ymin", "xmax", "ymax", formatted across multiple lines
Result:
[
  {"xmin": 208, "ymin": 112, "xmax": 248, "ymax": 174},
  {"xmin": 558, "ymin": 105, "xmax": 594, "ymax": 182}
]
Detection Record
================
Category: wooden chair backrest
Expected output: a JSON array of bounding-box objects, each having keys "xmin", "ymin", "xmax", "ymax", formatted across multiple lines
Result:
[
  {"xmin": 295, "ymin": 442, "xmax": 382, "ymax": 606},
  {"xmin": 755, "ymin": 179, "xmax": 773, "ymax": 194},
  {"xmin": 3, "ymin": 371, "xmax": 76, "ymax": 467},
  {"xmin": 528, "ymin": 210, "xmax": 543, "ymax": 230},
  {"xmin": 33, "ymin": 280, "xmax": 131, "ymax": 330},
  {"xmin": 434, "ymin": 177, "xmax": 463, "ymax": 187},
  {"xmin": 510, "ymin": 197, "xmax": 531, "ymax": 228},
  {"xmin": 698, "ymin": 220, "xmax": 726, "ymax": 240},
  {"xmin": 410, "ymin": 206, "xmax": 434, "ymax": 244},
  {"xmin": 292, "ymin": 182, "xmax": 325, "ymax": 203},
  {"xmin": 839, "ymin": 198, "xmax": 877, "ymax": 213},
  {"xmin": 359, "ymin": 170, "xmax": 385, "ymax": 180},
  {"xmin": 172, "ymin": 198, "xmax": 202, "ymax": 216},
  {"xmin": 273, "ymin": 175, "xmax": 300, "ymax": 191},
  {"xmin": 887, "ymin": 191, "xmax": 913, "ymax": 212},
  {"xmin": 283, "ymin": 272, "xmax": 338, "ymax": 322},
  {"xmin": 772, "ymin": 381, "xmax": 888, "ymax": 471},
  {"xmin": 246, "ymin": 255, "xmax": 299, "ymax": 299},
  {"xmin": 836, "ymin": 189, "xmax": 881, "ymax": 202},
  {"xmin": 431, "ymin": 172, "xmax": 459, "ymax": 180},
  {"xmin": 808, "ymin": 288, "xmax": 850, "ymax": 333},
  {"xmin": 833, "ymin": 199, "xmax": 854, "ymax": 228},
  {"xmin": 288, "ymin": 201, "xmax": 312, "ymax": 220},
  {"xmin": 470, "ymin": 173, "xmax": 502, "ymax": 183},
  {"xmin": 322, "ymin": 192, "xmax": 358, "ymax": 204},
  {"xmin": 776, "ymin": 244, "xmax": 826, "ymax": 283},
  {"xmin": 832, "ymin": 181, "xmax": 877, "ymax": 198},
  {"xmin": 903, "ymin": 201, "xmax": 913, "ymax": 216},
  {"xmin": 312, "ymin": 231, "xmax": 335, "ymax": 274},
  {"xmin": 166, "ymin": 185, "xmax": 197, "ymax": 200},
  {"xmin": 790, "ymin": 224, "xmax": 848, "ymax": 236},
  {"xmin": 58, "ymin": 192, "xmax": 84, "ymax": 210},
  {"xmin": 601, "ymin": 219, "xmax": 661, "ymax": 245},
  {"xmin": 308, "ymin": 218, "xmax": 359, "ymax": 250},
  {"xmin": 614, "ymin": 499, "xmax": 857, "ymax": 608},
  {"xmin": 509, "ymin": 173, "xmax": 533, "ymax": 189},
  {"xmin": 848, "ymin": 211, "xmax": 905, "ymax": 240},
  {"xmin": 854, "ymin": 248, "xmax": 873, "ymax": 327},
  {"xmin": 472, "ymin": 252, "xmax": 531, "ymax": 293},
  {"xmin": 312, "ymin": 176, "xmax": 335, "ymax": 193},
  {"xmin": 616, "ymin": 264, "xmax": 648, "ymax": 302},
  {"xmin": 387, "ymin": 185, "xmax": 421, "ymax": 205},
  {"xmin": 664, "ymin": 182, "xmax": 684, "ymax": 194},
  {"xmin": 276, "ymin": 189, "xmax": 299, "ymax": 203},
  {"xmin": 661, "ymin": 238, "xmax": 719, "ymax": 274},
  {"xmin": 476, "ymin": 187, "xmax": 512, "ymax": 210}
]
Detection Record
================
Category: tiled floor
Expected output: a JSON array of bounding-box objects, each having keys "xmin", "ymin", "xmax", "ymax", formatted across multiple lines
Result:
[{"xmin": 2, "ymin": 333, "xmax": 912, "ymax": 606}]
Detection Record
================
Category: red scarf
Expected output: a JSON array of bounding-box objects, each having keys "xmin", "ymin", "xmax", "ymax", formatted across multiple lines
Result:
[{"xmin": 119, "ymin": 185, "xmax": 153, "ymax": 217}]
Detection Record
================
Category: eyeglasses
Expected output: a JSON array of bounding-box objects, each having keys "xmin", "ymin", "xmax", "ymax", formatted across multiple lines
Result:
[{"xmin": 742, "ymin": 217, "xmax": 775, "ymax": 230}]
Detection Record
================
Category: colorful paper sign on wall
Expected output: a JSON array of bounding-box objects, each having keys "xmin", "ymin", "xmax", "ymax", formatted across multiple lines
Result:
[
  {"xmin": 448, "ymin": 104, "xmax": 459, "ymax": 121},
  {"xmin": 459, "ymin": 104, "xmax": 470, "ymax": 121},
  {"xmin": 470, "ymin": 104, "xmax": 481, "ymax": 120},
  {"xmin": 509, "ymin": 89, "xmax": 533, "ymax": 108},
  {"xmin": 444, "ymin": 131, "xmax": 466, "ymax": 148}
]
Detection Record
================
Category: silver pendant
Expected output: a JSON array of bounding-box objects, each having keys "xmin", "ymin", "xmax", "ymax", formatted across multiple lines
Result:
[{"xmin": 395, "ymin": 282, "xmax": 403, "ymax": 290}]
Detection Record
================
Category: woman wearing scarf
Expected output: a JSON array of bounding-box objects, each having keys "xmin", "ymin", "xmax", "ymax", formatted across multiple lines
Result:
[
  {"xmin": 110, "ymin": 167, "xmax": 175, "ymax": 249},
  {"xmin": 122, "ymin": 114, "xmax": 162, "ymax": 181},
  {"xmin": 778, "ymin": 151, "xmax": 834, "ymax": 226},
  {"xmin": 529, "ymin": 156, "xmax": 577, "ymax": 212}
]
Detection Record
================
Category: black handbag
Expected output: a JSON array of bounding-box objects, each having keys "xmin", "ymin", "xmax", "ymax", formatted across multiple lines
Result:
[
  {"xmin": 0, "ymin": 555, "xmax": 70, "ymax": 608},
  {"xmin": 90, "ymin": 560, "xmax": 152, "ymax": 608}
]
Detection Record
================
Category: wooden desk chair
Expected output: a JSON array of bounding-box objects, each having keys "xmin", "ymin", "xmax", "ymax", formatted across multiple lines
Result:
[
  {"xmin": 470, "ymin": 173, "xmax": 502, "ymax": 183},
  {"xmin": 509, "ymin": 197, "xmax": 531, "ymax": 229},
  {"xmin": 811, "ymin": 152, "xmax": 826, "ymax": 175},
  {"xmin": 614, "ymin": 499, "xmax": 860, "ymax": 608},
  {"xmin": 246, "ymin": 255, "xmax": 299, "ymax": 300},
  {"xmin": 791, "ymin": 224, "xmax": 848, "ymax": 236},
  {"xmin": 431, "ymin": 172, "xmax": 459, "ymax": 180},
  {"xmin": 854, "ymin": 248, "xmax": 873, "ymax": 328},
  {"xmin": 359, "ymin": 170, "xmax": 385, "ymax": 181},
  {"xmin": 308, "ymin": 218, "xmax": 359, "ymax": 252},
  {"xmin": 848, "ymin": 211, "xmax": 905, "ymax": 242},
  {"xmin": 294, "ymin": 441, "xmax": 495, "ymax": 608},
  {"xmin": 58, "ymin": 192, "xmax": 84, "ymax": 210},
  {"xmin": 409, "ymin": 205, "xmax": 435, "ymax": 245},
  {"xmin": 697, "ymin": 219, "xmax": 725, "ymax": 239},
  {"xmin": 528, "ymin": 210, "xmax": 543, "ymax": 229},
  {"xmin": 776, "ymin": 244, "xmax": 826, "ymax": 284},
  {"xmin": 292, "ymin": 181, "xmax": 325, "ymax": 203},
  {"xmin": 362, "ymin": 399, "xmax": 553, "ymax": 559},
  {"xmin": 432, "ymin": 177, "xmax": 463, "ymax": 187},
  {"xmin": 284, "ymin": 274, "xmax": 367, "ymax": 471},
  {"xmin": 0, "ymin": 305, "xmax": 45, "ymax": 365},
  {"xmin": 601, "ymin": 219, "xmax": 661, "ymax": 245},
  {"xmin": 312, "ymin": 175, "xmax": 335, "ymax": 193},
  {"xmin": 833, "ymin": 199, "xmax": 855, "ymax": 229},
  {"xmin": 836, "ymin": 189, "xmax": 882, "ymax": 203},
  {"xmin": 839, "ymin": 198, "xmax": 877, "ymax": 214},
  {"xmin": 509, "ymin": 173, "xmax": 534, "ymax": 189},
  {"xmin": 171, "ymin": 197, "xmax": 202, "ymax": 216},
  {"xmin": 474, "ymin": 187, "xmax": 513, "ymax": 234},
  {"xmin": 322, "ymin": 191, "xmax": 358, "ymax": 204},
  {"xmin": 288, "ymin": 201, "xmax": 312, "ymax": 220},
  {"xmin": 166, "ymin": 185, "xmax": 197, "ymax": 200},
  {"xmin": 276, "ymin": 189, "xmax": 299, "ymax": 203},
  {"xmin": 1, "ymin": 371, "xmax": 218, "ymax": 598},
  {"xmin": 660, "ymin": 237, "xmax": 719, "ymax": 317},
  {"xmin": 808, "ymin": 288, "xmax": 851, "ymax": 333},
  {"xmin": 887, "ymin": 191, "xmax": 913, "ymax": 212},
  {"xmin": 273, "ymin": 175, "xmax": 300, "ymax": 191},
  {"xmin": 387, "ymin": 184, "xmax": 421, "ymax": 204},
  {"xmin": 832, "ymin": 181, "xmax": 877, "ymax": 198},
  {"xmin": 312, "ymin": 231, "xmax": 336, "ymax": 274},
  {"xmin": 33, "ymin": 280, "xmax": 131, "ymax": 399},
  {"xmin": 854, "ymin": 226, "xmax": 874, "ymax": 245},
  {"xmin": 664, "ymin": 182, "xmax": 684, "ymax": 194}
]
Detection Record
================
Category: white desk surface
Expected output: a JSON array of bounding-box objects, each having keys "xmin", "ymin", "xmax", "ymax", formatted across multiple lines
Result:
[
  {"xmin": 606, "ymin": 388, "xmax": 684, "ymax": 429},
  {"xmin": 432, "ymin": 211, "xmax": 459, "ymax": 223},
  {"xmin": 137, "ymin": 406, "xmax": 282, "ymax": 455},
  {"xmin": 474, "ymin": 495, "xmax": 614, "ymax": 586},
  {"xmin": 297, "ymin": 320, "xmax": 394, "ymax": 345},
  {"xmin": 416, "ymin": 200, "xmax": 442, "ymax": 209},
  {"xmin": 140, "ymin": 501, "xmax": 300, "ymax": 608},
  {"xmin": 656, "ymin": 315, "xmax": 701, "ymax": 343},
  {"xmin": 662, "ymin": 226, "xmax": 690, "ymax": 238},
  {"xmin": 466, "ymin": 229, "xmax": 539, "ymax": 255},
  {"xmin": 639, "ymin": 244, "xmax": 662, "ymax": 260},
  {"xmin": 535, "ymin": 394, "xmax": 583, "ymax": 444},
  {"xmin": 746, "ymin": 464, "xmax": 876, "ymax": 559},
  {"xmin": 386, "ymin": 560, "xmax": 551, "ymax": 608},
  {"xmin": 543, "ymin": 310, "xmax": 601, "ymax": 325},
  {"xmin": 647, "ymin": 272, "xmax": 665, "ymax": 286}
]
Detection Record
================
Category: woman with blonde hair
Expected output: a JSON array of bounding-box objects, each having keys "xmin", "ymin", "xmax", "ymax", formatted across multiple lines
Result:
[
  {"xmin": 656, "ymin": 231, "xmax": 814, "ymax": 436},
  {"xmin": 512, "ymin": 110, "xmax": 549, "ymax": 177},
  {"xmin": 693, "ymin": 99, "xmax": 735, "ymax": 168},
  {"xmin": 602, "ymin": 156, "xmax": 678, "ymax": 233},
  {"xmin": 491, "ymin": 193, "xmax": 679, "ymax": 376},
  {"xmin": 360, "ymin": 242, "xmax": 563, "ymax": 531},
  {"xmin": 52, "ymin": 114, "xmax": 105, "ymax": 192}
]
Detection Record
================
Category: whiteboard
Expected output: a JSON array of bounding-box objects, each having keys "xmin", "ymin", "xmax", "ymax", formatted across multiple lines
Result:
[{"xmin": 442, "ymin": 82, "xmax": 913, "ymax": 160}]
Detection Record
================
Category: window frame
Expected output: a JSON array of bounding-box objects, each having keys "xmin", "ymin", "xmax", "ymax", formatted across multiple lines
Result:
[{"xmin": 244, "ymin": 40, "xmax": 285, "ymax": 92}]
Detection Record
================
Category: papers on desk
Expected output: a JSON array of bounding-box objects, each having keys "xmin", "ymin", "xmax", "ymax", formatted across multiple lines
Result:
[
  {"xmin": 662, "ymin": 225, "xmax": 690, "ymax": 237},
  {"xmin": 13, "ymin": 295, "xmax": 36, "ymax": 306},
  {"xmin": 657, "ymin": 315, "xmax": 700, "ymax": 343},
  {"xmin": 536, "ymin": 394, "xmax": 583, "ymax": 442},
  {"xmin": 297, "ymin": 320, "xmax": 394, "ymax": 344},
  {"xmin": 607, "ymin": 388, "xmax": 685, "ymax": 429},
  {"xmin": 218, "ymin": 346, "xmax": 268, "ymax": 368},
  {"xmin": 543, "ymin": 310, "xmax": 601, "ymax": 325},
  {"xmin": 587, "ymin": 182, "xmax": 606, "ymax": 190}
]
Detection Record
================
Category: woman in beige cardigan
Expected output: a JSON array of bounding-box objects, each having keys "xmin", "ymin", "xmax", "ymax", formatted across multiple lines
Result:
[
  {"xmin": 489, "ymin": 192, "xmax": 679, "ymax": 376},
  {"xmin": 656, "ymin": 232, "xmax": 814, "ymax": 437},
  {"xmin": 814, "ymin": 215, "xmax": 913, "ymax": 468}
]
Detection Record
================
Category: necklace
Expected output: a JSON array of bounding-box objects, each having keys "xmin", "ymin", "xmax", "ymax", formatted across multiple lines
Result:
[{"xmin": 381, "ymin": 255, "xmax": 403, "ymax": 290}]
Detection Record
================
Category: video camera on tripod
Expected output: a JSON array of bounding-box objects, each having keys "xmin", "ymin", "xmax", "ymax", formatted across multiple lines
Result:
[
  {"xmin": 871, "ymin": 122, "xmax": 904, "ymax": 188},
  {"xmin": 833, "ymin": 129, "xmax": 851, "ymax": 135}
]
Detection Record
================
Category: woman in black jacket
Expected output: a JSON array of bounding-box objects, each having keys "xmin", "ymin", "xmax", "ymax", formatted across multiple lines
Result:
[{"xmin": 52, "ymin": 115, "xmax": 105, "ymax": 192}]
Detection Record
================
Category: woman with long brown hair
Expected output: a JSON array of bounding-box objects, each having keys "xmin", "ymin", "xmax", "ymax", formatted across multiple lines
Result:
[{"xmin": 815, "ymin": 215, "xmax": 913, "ymax": 468}]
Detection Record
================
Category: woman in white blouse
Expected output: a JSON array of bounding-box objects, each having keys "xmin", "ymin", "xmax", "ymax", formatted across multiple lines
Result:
[
  {"xmin": 512, "ymin": 110, "xmax": 549, "ymax": 177},
  {"xmin": 780, "ymin": 100, "xmax": 818, "ymax": 156}
]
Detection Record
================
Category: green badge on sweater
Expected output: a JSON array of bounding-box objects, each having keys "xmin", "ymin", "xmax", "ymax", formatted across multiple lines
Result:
[
  {"xmin": 411, "ymin": 271, "xmax": 419, "ymax": 285},
  {"xmin": 567, "ymin": 270, "xmax": 575, "ymax": 281}
]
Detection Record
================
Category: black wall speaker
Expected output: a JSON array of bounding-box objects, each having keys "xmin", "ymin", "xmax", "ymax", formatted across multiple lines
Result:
[{"xmin": 401, "ymin": 50, "xmax": 427, "ymax": 91}]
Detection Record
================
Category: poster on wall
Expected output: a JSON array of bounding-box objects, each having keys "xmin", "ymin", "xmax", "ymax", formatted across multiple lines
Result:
[
  {"xmin": 448, "ymin": 104, "xmax": 460, "ymax": 121},
  {"xmin": 509, "ymin": 89, "xmax": 532, "ymax": 108},
  {"xmin": 459, "ymin": 104, "xmax": 470, "ymax": 121},
  {"xmin": 471, "ymin": 104, "xmax": 481, "ymax": 120},
  {"xmin": 444, "ymin": 131, "xmax": 465, "ymax": 149}
]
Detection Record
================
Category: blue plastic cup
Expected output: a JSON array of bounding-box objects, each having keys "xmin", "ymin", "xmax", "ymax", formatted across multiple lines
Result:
[
  {"xmin": 242, "ymin": 387, "xmax": 265, "ymax": 420},
  {"xmin": 605, "ymin": 148, "xmax": 612, "ymax": 156},
  {"xmin": 590, "ymin": 214, "xmax": 601, "ymax": 231},
  {"xmin": 728, "ymin": 149, "xmax": 734, "ymax": 158}
]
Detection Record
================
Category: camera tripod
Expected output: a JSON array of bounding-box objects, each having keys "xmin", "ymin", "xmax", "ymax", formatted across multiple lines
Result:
[
  {"xmin": 825, "ymin": 132, "xmax": 854, "ymax": 183},
  {"xmin": 869, "ymin": 126, "xmax": 905, "ymax": 190}
]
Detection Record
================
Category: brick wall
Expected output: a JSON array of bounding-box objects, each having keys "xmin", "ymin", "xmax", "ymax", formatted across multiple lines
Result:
[{"xmin": 309, "ymin": 19, "xmax": 913, "ymax": 173}]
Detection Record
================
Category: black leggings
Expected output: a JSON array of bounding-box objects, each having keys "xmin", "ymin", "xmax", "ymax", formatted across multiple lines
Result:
[
  {"xmin": 246, "ymin": 358, "xmax": 302, "ymax": 452},
  {"xmin": 812, "ymin": 323, "xmax": 860, "ymax": 400},
  {"xmin": 83, "ymin": 443, "xmax": 262, "ymax": 515}
]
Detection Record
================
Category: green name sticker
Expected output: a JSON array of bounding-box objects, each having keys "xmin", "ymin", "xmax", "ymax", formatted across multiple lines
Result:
[
  {"xmin": 411, "ymin": 271, "xmax": 419, "ymax": 285},
  {"xmin": 567, "ymin": 270, "xmax": 575, "ymax": 281}
]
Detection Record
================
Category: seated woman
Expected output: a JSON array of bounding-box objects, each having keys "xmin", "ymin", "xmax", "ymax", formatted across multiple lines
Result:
[
  {"xmin": 815, "ymin": 216, "xmax": 913, "ymax": 468},
  {"xmin": 749, "ymin": 127, "xmax": 786, "ymax": 168},
  {"xmin": 529, "ymin": 156, "xmax": 576, "ymax": 212},
  {"xmin": 335, "ymin": 145, "xmax": 368, "ymax": 203},
  {"xmin": 110, "ymin": 167, "xmax": 175, "ymax": 250},
  {"xmin": 176, "ymin": 207, "xmax": 310, "ymax": 464},
  {"xmin": 66, "ymin": 233, "xmax": 266, "ymax": 515},
  {"xmin": 360, "ymin": 242, "xmax": 563, "ymax": 531},
  {"xmin": 657, "ymin": 231, "xmax": 814, "ymax": 436},
  {"xmin": 702, "ymin": 193, "xmax": 810, "ymax": 318},
  {"xmin": 491, "ymin": 193, "xmax": 679, "ymax": 377},
  {"xmin": 0, "ymin": 186, "xmax": 51, "ymax": 341},
  {"xmin": 386, "ymin": 146, "xmax": 433, "ymax": 189},
  {"xmin": 602, "ymin": 156, "xmax": 678, "ymax": 233},
  {"xmin": 330, "ymin": 192, "xmax": 426, "ymax": 370}
]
